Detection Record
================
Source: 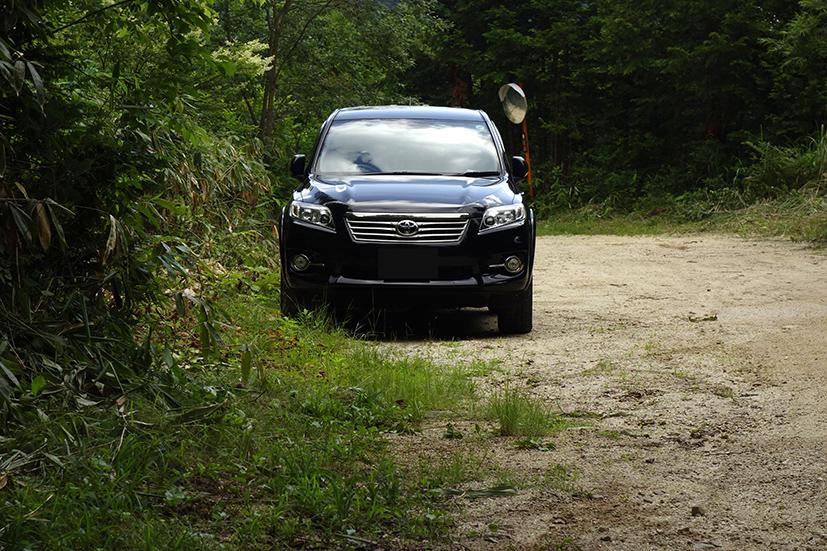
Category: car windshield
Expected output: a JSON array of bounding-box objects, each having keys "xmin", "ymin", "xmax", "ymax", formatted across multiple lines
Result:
[{"xmin": 315, "ymin": 118, "xmax": 501, "ymax": 176}]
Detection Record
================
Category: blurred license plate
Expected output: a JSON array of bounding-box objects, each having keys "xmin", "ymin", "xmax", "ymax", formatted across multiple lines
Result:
[{"xmin": 379, "ymin": 249, "xmax": 438, "ymax": 279}]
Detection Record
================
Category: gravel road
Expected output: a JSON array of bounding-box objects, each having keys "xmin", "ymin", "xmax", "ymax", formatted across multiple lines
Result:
[{"xmin": 385, "ymin": 234, "xmax": 827, "ymax": 551}]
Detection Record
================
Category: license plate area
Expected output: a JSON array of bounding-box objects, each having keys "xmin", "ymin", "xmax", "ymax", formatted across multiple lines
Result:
[{"xmin": 379, "ymin": 248, "xmax": 438, "ymax": 280}]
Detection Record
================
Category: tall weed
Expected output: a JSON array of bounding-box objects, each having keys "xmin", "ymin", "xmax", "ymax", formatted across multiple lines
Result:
[{"xmin": 743, "ymin": 128, "xmax": 827, "ymax": 200}]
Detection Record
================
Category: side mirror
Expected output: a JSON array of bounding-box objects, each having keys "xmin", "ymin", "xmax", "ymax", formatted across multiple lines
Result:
[
  {"xmin": 511, "ymin": 156, "xmax": 528, "ymax": 183},
  {"xmin": 290, "ymin": 154, "xmax": 306, "ymax": 180}
]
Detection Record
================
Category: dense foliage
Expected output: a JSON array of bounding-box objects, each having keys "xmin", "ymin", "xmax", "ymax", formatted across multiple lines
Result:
[
  {"xmin": 0, "ymin": 0, "xmax": 433, "ymax": 426},
  {"xmin": 405, "ymin": 0, "xmax": 827, "ymax": 211}
]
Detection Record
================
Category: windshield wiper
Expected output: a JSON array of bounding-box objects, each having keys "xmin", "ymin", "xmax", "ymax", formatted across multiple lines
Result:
[
  {"xmin": 382, "ymin": 171, "xmax": 444, "ymax": 176},
  {"xmin": 457, "ymin": 171, "xmax": 500, "ymax": 177}
]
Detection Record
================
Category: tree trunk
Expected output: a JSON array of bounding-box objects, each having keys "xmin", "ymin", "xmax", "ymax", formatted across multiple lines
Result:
[{"xmin": 258, "ymin": 0, "xmax": 293, "ymax": 147}]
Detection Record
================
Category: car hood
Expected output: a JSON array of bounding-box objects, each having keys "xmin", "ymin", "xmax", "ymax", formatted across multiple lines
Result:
[{"xmin": 298, "ymin": 175, "xmax": 519, "ymax": 215}]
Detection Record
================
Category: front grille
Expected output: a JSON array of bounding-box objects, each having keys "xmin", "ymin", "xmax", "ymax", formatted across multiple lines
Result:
[
  {"xmin": 339, "ymin": 264, "xmax": 476, "ymax": 280},
  {"xmin": 345, "ymin": 213, "xmax": 469, "ymax": 243}
]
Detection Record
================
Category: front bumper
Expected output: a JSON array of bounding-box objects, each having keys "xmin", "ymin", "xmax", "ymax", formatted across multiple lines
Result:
[{"xmin": 280, "ymin": 210, "xmax": 534, "ymax": 309}]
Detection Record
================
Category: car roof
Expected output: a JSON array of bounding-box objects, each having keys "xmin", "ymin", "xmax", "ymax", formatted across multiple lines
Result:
[{"xmin": 332, "ymin": 105, "xmax": 487, "ymax": 121}]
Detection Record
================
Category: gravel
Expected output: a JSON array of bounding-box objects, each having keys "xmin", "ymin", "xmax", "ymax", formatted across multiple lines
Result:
[{"xmin": 382, "ymin": 234, "xmax": 827, "ymax": 551}]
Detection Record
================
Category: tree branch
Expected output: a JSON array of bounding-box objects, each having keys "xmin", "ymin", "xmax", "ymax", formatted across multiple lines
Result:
[{"xmin": 51, "ymin": 0, "xmax": 138, "ymax": 35}]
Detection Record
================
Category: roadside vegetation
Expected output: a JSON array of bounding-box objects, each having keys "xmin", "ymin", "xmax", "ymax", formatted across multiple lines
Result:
[
  {"xmin": 538, "ymin": 184, "xmax": 827, "ymax": 243},
  {"xmin": 2, "ymin": 0, "xmax": 827, "ymax": 548}
]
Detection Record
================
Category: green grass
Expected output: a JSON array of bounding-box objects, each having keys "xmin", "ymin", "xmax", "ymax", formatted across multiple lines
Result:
[
  {"xmin": 484, "ymin": 380, "xmax": 581, "ymax": 438},
  {"xmin": 543, "ymin": 463, "xmax": 582, "ymax": 492},
  {"xmin": 535, "ymin": 185, "xmax": 827, "ymax": 243},
  {"xmin": 0, "ymin": 302, "xmax": 475, "ymax": 550},
  {"xmin": 413, "ymin": 449, "xmax": 489, "ymax": 489},
  {"xmin": 538, "ymin": 212, "xmax": 683, "ymax": 236}
]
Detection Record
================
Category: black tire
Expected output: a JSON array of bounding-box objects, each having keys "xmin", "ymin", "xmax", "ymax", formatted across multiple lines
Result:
[
  {"xmin": 497, "ymin": 279, "xmax": 533, "ymax": 334},
  {"xmin": 280, "ymin": 275, "xmax": 304, "ymax": 317}
]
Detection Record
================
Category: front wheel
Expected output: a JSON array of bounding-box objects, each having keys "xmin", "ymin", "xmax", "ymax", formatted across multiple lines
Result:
[
  {"xmin": 496, "ymin": 279, "xmax": 533, "ymax": 334},
  {"xmin": 280, "ymin": 275, "xmax": 305, "ymax": 318}
]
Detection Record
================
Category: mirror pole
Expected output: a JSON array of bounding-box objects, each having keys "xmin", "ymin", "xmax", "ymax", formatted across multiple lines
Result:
[{"xmin": 519, "ymin": 84, "xmax": 534, "ymax": 199}]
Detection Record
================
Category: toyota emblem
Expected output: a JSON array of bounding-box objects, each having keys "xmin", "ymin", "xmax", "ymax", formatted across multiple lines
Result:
[{"xmin": 395, "ymin": 219, "xmax": 419, "ymax": 236}]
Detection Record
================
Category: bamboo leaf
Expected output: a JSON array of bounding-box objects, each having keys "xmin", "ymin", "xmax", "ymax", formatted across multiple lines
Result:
[
  {"xmin": 241, "ymin": 345, "xmax": 252, "ymax": 385},
  {"xmin": 79, "ymin": 293, "xmax": 91, "ymax": 344},
  {"xmin": 45, "ymin": 201, "xmax": 67, "ymax": 252},
  {"xmin": 43, "ymin": 197, "xmax": 73, "ymax": 215},
  {"xmin": 163, "ymin": 347, "xmax": 175, "ymax": 369},
  {"xmin": 0, "ymin": 358, "xmax": 21, "ymax": 388},
  {"xmin": 26, "ymin": 61, "xmax": 45, "ymax": 108},
  {"xmin": 13, "ymin": 59, "xmax": 24, "ymax": 94},
  {"xmin": 8, "ymin": 203, "xmax": 33, "ymax": 246},
  {"xmin": 0, "ymin": 375, "xmax": 11, "ymax": 403},
  {"xmin": 0, "ymin": 61, "xmax": 11, "ymax": 87},
  {"xmin": 31, "ymin": 375, "xmax": 47, "ymax": 398},
  {"xmin": 182, "ymin": 290, "xmax": 203, "ymax": 307},
  {"xmin": 173, "ymin": 291, "xmax": 186, "ymax": 317},
  {"xmin": 199, "ymin": 320, "xmax": 210, "ymax": 352},
  {"xmin": 14, "ymin": 182, "xmax": 29, "ymax": 200},
  {"xmin": 163, "ymin": 254, "xmax": 189, "ymax": 277},
  {"xmin": 102, "ymin": 214, "xmax": 118, "ymax": 265},
  {"xmin": 174, "ymin": 400, "xmax": 227, "ymax": 424},
  {"xmin": 36, "ymin": 202, "xmax": 51, "ymax": 250},
  {"xmin": 204, "ymin": 321, "xmax": 224, "ymax": 347},
  {"xmin": 158, "ymin": 256, "xmax": 176, "ymax": 277}
]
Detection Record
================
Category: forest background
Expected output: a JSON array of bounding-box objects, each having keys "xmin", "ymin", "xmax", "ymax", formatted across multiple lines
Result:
[{"xmin": 2, "ymin": 0, "xmax": 827, "ymax": 548}]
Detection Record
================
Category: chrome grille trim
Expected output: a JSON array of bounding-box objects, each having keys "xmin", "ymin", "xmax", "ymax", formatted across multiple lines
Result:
[{"xmin": 345, "ymin": 213, "xmax": 469, "ymax": 243}]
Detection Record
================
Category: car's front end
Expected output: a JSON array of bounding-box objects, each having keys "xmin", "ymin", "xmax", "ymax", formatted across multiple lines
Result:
[{"xmin": 279, "ymin": 106, "xmax": 535, "ymax": 333}]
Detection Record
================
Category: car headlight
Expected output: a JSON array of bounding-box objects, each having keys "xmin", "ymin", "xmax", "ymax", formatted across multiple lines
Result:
[
  {"xmin": 480, "ymin": 204, "xmax": 525, "ymax": 233},
  {"xmin": 289, "ymin": 202, "xmax": 335, "ymax": 231}
]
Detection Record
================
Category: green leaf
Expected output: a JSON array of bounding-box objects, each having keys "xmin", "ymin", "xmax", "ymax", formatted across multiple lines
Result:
[
  {"xmin": 31, "ymin": 376, "xmax": 47, "ymax": 398},
  {"xmin": 25, "ymin": 61, "xmax": 45, "ymax": 107},
  {"xmin": 8, "ymin": 204, "xmax": 33, "ymax": 246},
  {"xmin": 173, "ymin": 292, "xmax": 186, "ymax": 318},
  {"xmin": 162, "ymin": 347, "xmax": 174, "ymax": 369},
  {"xmin": 0, "ymin": 359, "xmax": 20, "ymax": 388},
  {"xmin": 174, "ymin": 400, "xmax": 227, "ymax": 424},
  {"xmin": 220, "ymin": 61, "xmax": 237, "ymax": 77},
  {"xmin": 12, "ymin": 60, "xmax": 24, "ymax": 94},
  {"xmin": 240, "ymin": 345, "xmax": 252, "ymax": 385},
  {"xmin": 203, "ymin": 321, "xmax": 224, "ymax": 347},
  {"xmin": 44, "ymin": 199, "xmax": 68, "ymax": 252}
]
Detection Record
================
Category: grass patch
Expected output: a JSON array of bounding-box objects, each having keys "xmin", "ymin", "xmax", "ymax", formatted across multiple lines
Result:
[
  {"xmin": 0, "ymin": 303, "xmax": 474, "ymax": 550},
  {"xmin": 484, "ymin": 381, "xmax": 582, "ymax": 437},
  {"xmin": 544, "ymin": 463, "xmax": 582, "ymax": 492},
  {"xmin": 536, "ymin": 185, "xmax": 827, "ymax": 244},
  {"xmin": 413, "ymin": 450, "xmax": 489, "ymax": 489},
  {"xmin": 582, "ymin": 360, "xmax": 616, "ymax": 377},
  {"xmin": 538, "ymin": 211, "xmax": 682, "ymax": 236},
  {"xmin": 485, "ymin": 381, "xmax": 551, "ymax": 437}
]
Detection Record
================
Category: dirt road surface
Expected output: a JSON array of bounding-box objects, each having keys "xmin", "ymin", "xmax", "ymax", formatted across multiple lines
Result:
[{"xmin": 385, "ymin": 234, "xmax": 827, "ymax": 551}]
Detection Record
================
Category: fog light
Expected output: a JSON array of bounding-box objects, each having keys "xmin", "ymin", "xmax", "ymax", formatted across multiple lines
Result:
[
  {"xmin": 504, "ymin": 255, "xmax": 524, "ymax": 274},
  {"xmin": 290, "ymin": 254, "xmax": 311, "ymax": 272}
]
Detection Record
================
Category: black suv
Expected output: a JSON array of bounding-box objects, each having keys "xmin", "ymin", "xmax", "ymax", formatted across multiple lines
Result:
[{"xmin": 279, "ymin": 105, "xmax": 535, "ymax": 333}]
